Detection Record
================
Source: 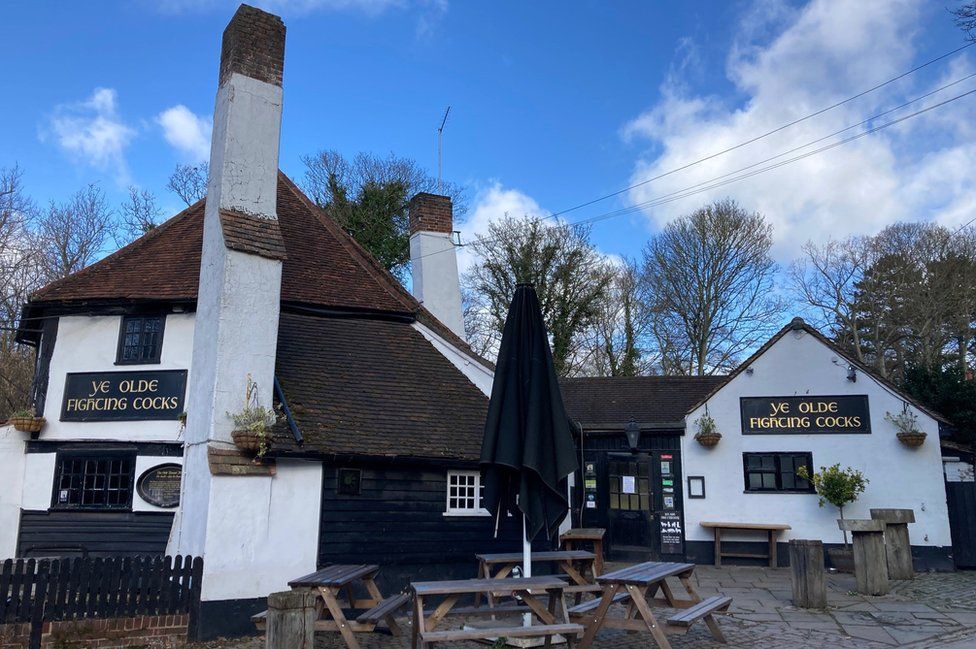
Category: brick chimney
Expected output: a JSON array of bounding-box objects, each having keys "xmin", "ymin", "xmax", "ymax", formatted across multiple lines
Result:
[
  {"xmin": 175, "ymin": 4, "xmax": 290, "ymax": 599},
  {"xmin": 409, "ymin": 193, "xmax": 465, "ymax": 340}
]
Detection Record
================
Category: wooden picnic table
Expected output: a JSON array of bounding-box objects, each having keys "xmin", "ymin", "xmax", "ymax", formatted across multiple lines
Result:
[
  {"xmin": 254, "ymin": 564, "xmax": 410, "ymax": 649},
  {"xmin": 475, "ymin": 550, "xmax": 600, "ymax": 606},
  {"xmin": 560, "ymin": 528, "xmax": 606, "ymax": 575},
  {"xmin": 410, "ymin": 576, "xmax": 584, "ymax": 649},
  {"xmin": 571, "ymin": 561, "xmax": 731, "ymax": 649},
  {"xmin": 700, "ymin": 521, "xmax": 792, "ymax": 567}
]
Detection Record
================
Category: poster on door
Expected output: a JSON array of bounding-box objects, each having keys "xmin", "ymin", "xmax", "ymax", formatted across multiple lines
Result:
[{"xmin": 660, "ymin": 511, "xmax": 683, "ymax": 554}]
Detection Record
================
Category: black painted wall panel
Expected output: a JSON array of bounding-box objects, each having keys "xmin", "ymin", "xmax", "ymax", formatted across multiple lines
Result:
[{"xmin": 16, "ymin": 510, "xmax": 175, "ymax": 557}]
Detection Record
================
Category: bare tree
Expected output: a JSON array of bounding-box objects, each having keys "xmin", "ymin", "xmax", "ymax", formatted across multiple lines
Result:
[
  {"xmin": 640, "ymin": 199, "xmax": 784, "ymax": 375},
  {"xmin": 115, "ymin": 186, "xmax": 162, "ymax": 247},
  {"xmin": 0, "ymin": 166, "xmax": 42, "ymax": 414},
  {"xmin": 166, "ymin": 162, "xmax": 208, "ymax": 206},
  {"xmin": 788, "ymin": 237, "xmax": 870, "ymax": 361},
  {"xmin": 463, "ymin": 215, "xmax": 613, "ymax": 376},
  {"xmin": 584, "ymin": 259, "xmax": 651, "ymax": 376},
  {"xmin": 954, "ymin": 2, "xmax": 976, "ymax": 40},
  {"xmin": 36, "ymin": 184, "xmax": 115, "ymax": 280},
  {"xmin": 301, "ymin": 150, "xmax": 467, "ymax": 281}
]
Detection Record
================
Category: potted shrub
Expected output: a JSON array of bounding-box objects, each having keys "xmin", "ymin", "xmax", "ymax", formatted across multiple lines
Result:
[
  {"xmin": 8, "ymin": 409, "xmax": 46, "ymax": 435},
  {"xmin": 693, "ymin": 413, "xmax": 722, "ymax": 447},
  {"xmin": 227, "ymin": 376, "xmax": 278, "ymax": 460},
  {"xmin": 885, "ymin": 408, "xmax": 926, "ymax": 448},
  {"xmin": 797, "ymin": 463, "xmax": 868, "ymax": 573}
]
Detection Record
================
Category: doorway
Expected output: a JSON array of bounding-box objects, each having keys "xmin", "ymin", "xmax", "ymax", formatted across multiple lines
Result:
[{"xmin": 604, "ymin": 451, "xmax": 684, "ymax": 560}]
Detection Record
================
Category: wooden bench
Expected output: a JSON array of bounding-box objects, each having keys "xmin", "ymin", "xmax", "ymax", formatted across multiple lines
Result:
[
  {"xmin": 356, "ymin": 593, "xmax": 412, "ymax": 626},
  {"xmin": 420, "ymin": 623, "xmax": 585, "ymax": 644},
  {"xmin": 666, "ymin": 596, "xmax": 732, "ymax": 643},
  {"xmin": 700, "ymin": 522, "xmax": 791, "ymax": 567},
  {"xmin": 568, "ymin": 591, "xmax": 629, "ymax": 616}
]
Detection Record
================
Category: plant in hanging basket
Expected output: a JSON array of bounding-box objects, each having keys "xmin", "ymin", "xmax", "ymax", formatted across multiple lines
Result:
[
  {"xmin": 8, "ymin": 409, "xmax": 46, "ymax": 434},
  {"xmin": 694, "ymin": 413, "xmax": 722, "ymax": 447},
  {"xmin": 227, "ymin": 375, "xmax": 279, "ymax": 460},
  {"xmin": 885, "ymin": 409, "xmax": 926, "ymax": 448}
]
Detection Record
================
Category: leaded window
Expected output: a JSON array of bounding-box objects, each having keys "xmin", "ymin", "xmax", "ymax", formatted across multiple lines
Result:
[
  {"xmin": 743, "ymin": 452, "xmax": 814, "ymax": 493},
  {"xmin": 53, "ymin": 453, "xmax": 136, "ymax": 509},
  {"xmin": 117, "ymin": 315, "xmax": 165, "ymax": 364}
]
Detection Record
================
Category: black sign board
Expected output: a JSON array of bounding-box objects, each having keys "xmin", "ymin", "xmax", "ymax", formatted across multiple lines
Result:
[
  {"xmin": 136, "ymin": 463, "xmax": 182, "ymax": 508},
  {"xmin": 60, "ymin": 370, "xmax": 187, "ymax": 422},
  {"xmin": 740, "ymin": 395, "xmax": 870, "ymax": 435},
  {"xmin": 660, "ymin": 511, "xmax": 683, "ymax": 554}
]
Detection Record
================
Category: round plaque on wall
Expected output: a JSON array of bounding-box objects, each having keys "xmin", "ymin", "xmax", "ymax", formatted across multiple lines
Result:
[{"xmin": 136, "ymin": 463, "xmax": 182, "ymax": 508}]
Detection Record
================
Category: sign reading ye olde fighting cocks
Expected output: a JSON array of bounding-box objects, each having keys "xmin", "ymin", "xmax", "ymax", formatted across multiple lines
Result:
[
  {"xmin": 60, "ymin": 370, "xmax": 187, "ymax": 422},
  {"xmin": 740, "ymin": 395, "xmax": 870, "ymax": 435}
]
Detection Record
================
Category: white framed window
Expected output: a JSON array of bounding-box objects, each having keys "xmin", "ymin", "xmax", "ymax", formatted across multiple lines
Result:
[{"xmin": 445, "ymin": 470, "xmax": 489, "ymax": 516}]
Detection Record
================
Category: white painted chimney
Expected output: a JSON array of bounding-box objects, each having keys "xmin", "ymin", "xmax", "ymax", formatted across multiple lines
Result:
[
  {"xmin": 409, "ymin": 193, "xmax": 465, "ymax": 340},
  {"xmin": 174, "ymin": 4, "xmax": 289, "ymax": 596}
]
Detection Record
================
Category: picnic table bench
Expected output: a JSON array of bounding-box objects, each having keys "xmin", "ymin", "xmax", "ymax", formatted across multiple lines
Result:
[
  {"xmin": 559, "ymin": 528, "xmax": 606, "ymax": 575},
  {"xmin": 700, "ymin": 521, "xmax": 791, "ymax": 567},
  {"xmin": 252, "ymin": 564, "xmax": 409, "ymax": 649},
  {"xmin": 410, "ymin": 576, "xmax": 584, "ymax": 649},
  {"xmin": 570, "ymin": 561, "xmax": 731, "ymax": 649},
  {"xmin": 475, "ymin": 550, "xmax": 600, "ymax": 606}
]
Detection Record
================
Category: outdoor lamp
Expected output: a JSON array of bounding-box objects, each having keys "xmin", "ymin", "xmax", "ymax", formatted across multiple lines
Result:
[
  {"xmin": 625, "ymin": 420, "xmax": 640, "ymax": 452},
  {"xmin": 847, "ymin": 364, "xmax": 857, "ymax": 382}
]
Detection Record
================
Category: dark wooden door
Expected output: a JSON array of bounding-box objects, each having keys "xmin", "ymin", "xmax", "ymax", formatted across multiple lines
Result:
[
  {"xmin": 607, "ymin": 453, "xmax": 657, "ymax": 554},
  {"xmin": 947, "ymin": 480, "xmax": 976, "ymax": 568}
]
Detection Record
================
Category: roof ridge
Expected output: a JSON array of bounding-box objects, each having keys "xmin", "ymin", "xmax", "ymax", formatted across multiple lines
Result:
[{"xmin": 30, "ymin": 199, "xmax": 204, "ymax": 300}]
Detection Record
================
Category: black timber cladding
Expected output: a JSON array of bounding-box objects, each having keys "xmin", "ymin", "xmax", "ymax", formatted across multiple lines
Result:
[
  {"xmin": 318, "ymin": 462, "xmax": 550, "ymax": 590},
  {"xmin": 17, "ymin": 511, "xmax": 175, "ymax": 558}
]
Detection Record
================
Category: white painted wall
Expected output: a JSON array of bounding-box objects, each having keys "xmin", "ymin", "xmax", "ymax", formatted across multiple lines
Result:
[
  {"xmin": 41, "ymin": 313, "xmax": 195, "ymax": 441},
  {"xmin": 413, "ymin": 321, "xmax": 494, "ymax": 396},
  {"xmin": 410, "ymin": 231, "xmax": 465, "ymax": 341},
  {"xmin": 683, "ymin": 328, "xmax": 951, "ymax": 548},
  {"xmin": 191, "ymin": 460, "xmax": 322, "ymax": 601},
  {"xmin": 0, "ymin": 425, "xmax": 26, "ymax": 558}
]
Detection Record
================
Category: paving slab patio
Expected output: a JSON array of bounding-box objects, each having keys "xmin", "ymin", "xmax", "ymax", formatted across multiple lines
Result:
[{"xmin": 190, "ymin": 563, "xmax": 976, "ymax": 649}]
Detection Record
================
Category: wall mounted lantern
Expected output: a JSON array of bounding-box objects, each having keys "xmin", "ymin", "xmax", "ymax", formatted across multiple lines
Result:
[
  {"xmin": 625, "ymin": 420, "xmax": 640, "ymax": 452},
  {"xmin": 847, "ymin": 364, "xmax": 857, "ymax": 382}
]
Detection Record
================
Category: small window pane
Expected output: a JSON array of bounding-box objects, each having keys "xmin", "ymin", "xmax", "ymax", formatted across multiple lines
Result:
[{"xmin": 118, "ymin": 315, "xmax": 164, "ymax": 364}]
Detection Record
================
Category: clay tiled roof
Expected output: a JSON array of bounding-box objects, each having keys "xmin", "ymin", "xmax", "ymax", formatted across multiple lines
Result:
[
  {"xmin": 274, "ymin": 312, "xmax": 488, "ymax": 461},
  {"xmin": 560, "ymin": 375, "xmax": 726, "ymax": 429},
  {"xmin": 29, "ymin": 174, "xmax": 411, "ymax": 314}
]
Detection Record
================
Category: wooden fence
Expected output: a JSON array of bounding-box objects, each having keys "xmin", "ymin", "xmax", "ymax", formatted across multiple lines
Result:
[{"xmin": 0, "ymin": 555, "xmax": 202, "ymax": 648}]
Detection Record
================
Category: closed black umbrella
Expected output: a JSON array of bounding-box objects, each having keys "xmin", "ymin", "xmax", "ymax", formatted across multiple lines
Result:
[{"xmin": 480, "ymin": 283, "xmax": 578, "ymax": 558}]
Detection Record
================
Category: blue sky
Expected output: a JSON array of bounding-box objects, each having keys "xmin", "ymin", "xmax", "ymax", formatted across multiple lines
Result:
[{"xmin": 1, "ymin": 0, "xmax": 973, "ymax": 268}]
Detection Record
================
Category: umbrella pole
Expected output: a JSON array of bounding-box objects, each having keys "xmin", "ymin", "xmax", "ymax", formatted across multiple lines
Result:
[{"xmin": 522, "ymin": 514, "xmax": 532, "ymax": 627}]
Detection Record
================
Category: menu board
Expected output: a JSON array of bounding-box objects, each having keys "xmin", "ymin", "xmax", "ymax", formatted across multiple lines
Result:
[{"xmin": 660, "ymin": 511, "xmax": 684, "ymax": 554}]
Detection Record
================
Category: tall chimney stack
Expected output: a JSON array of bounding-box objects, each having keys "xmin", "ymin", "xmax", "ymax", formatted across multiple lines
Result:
[
  {"xmin": 409, "ymin": 193, "xmax": 465, "ymax": 340},
  {"xmin": 175, "ymin": 4, "xmax": 290, "ymax": 601}
]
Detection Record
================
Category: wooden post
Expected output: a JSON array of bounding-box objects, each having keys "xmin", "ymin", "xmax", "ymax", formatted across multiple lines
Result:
[
  {"xmin": 789, "ymin": 540, "xmax": 826, "ymax": 608},
  {"xmin": 839, "ymin": 520, "xmax": 889, "ymax": 596},
  {"xmin": 871, "ymin": 509, "xmax": 916, "ymax": 580},
  {"xmin": 266, "ymin": 590, "xmax": 317, "ymax": 649}
]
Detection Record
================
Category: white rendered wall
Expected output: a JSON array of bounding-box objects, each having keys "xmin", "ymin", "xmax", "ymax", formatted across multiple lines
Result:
[
  {"xmin": 195, "ymin": 460, "xmax": 322, "ymax": 601},
  {"xmin": 0, "ymin": 426, "xmax": 26, "ymax": 558},
  {"xmin": 412, "ymin": 322, "xmax": 493, "ymax": 396},
  {"xmin": 683, "ymin": 329, "xmax": 951, "ymax": 548},
  {"xmin": 410, "ymin": 231, "xmax": 465, "ymax": 341},
  {"xmin": 41, "ymin": 313, "xmax": 195, "ymax": 441}
]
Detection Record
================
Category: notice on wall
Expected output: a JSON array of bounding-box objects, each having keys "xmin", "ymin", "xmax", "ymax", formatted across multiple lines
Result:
[
  {"xmin": 622, "ymin": 475, "xmax": 636, "ymax": 494},
  {"xmin": 61, "ymin": 370, "xmax": 187, "ymax": 422},
  {"xmin": 136, "ymin": 464, "xmax": 182, "ymax": 508},
  {"xmin": 660, "ymin": 511, "xmax": 683, "ymax": 554},
  {"xmin": 740, "ymin": 395, "xmax": 870, "ymax": 435}
]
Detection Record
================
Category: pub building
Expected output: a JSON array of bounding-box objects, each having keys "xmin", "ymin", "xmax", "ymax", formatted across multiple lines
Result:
[
  {"xmin": 562, "ymin": 318, "xmax": 954, "ymax": 571},
  {"xmin": 0, "ymin": 3, "xmax": 958, "ymax": 642}
]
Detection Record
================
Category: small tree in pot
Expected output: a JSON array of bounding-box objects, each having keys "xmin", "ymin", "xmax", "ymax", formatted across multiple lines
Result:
[{"xmin": 797, "ymin": 463, "xmax": 868, "ymax": 571}]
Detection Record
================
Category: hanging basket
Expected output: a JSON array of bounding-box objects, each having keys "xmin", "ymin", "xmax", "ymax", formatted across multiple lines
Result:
[
  {"xmin": 695, "ymin": 431, "xmax": 722, "ymax": 448},
  {"xmin": 232, "ymin": 428, "xmax": 267, "ymax": 455},
  {"xmin": 897, "ymin": 431, "xmax": 926, "ymax": 448},
  {"xmin": 9, "ymin": 416, "xmax": 45, "ymax": 434}
]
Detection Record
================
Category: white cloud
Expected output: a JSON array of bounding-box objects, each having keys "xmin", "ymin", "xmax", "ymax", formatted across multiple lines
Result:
[
  {"xmin": 457, "ymin": 182, "xmax": 548, "ymax": 274},
  {"xmin": 157, "ymin": 105, "xmax": 212, "ymax": 163},
  {"xmin": 43, "ymin": 88, "xmax": 136, "ymax": 183},
  {"xmin": 623, "ymin": 0, "xmax": 976, "ymax": 259}
]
